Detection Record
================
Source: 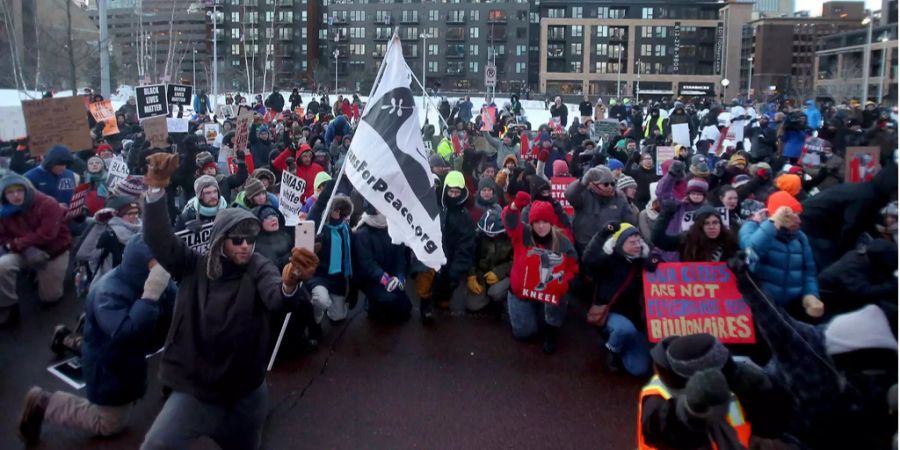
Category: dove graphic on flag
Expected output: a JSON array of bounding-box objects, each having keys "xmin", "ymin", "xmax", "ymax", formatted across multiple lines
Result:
[{"xmin": 343, "ymin": 36, "xmax": 446, "ymax": 270}]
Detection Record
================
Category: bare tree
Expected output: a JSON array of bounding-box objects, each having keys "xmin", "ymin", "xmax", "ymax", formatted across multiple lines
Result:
[
  {"xmin": 161, "ymin": 0, "xmax": 178, "ymax": 81},
  {"xmin": 66, "ymin": 0, "xmax": 77, "ymax": 92}
]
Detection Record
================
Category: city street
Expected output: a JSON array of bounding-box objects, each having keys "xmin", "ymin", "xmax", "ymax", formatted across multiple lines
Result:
[{"xmin": 0, "ymin": 282, "xmax": 643, "ymax": 449}]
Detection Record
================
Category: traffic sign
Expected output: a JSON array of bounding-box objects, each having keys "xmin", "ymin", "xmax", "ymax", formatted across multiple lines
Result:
[{"xmin": 485, "ymin": 64, "xmax": 497, "ymax": 88}]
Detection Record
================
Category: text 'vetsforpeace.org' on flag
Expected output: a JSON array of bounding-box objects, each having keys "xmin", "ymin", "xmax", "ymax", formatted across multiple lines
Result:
[{"xmin": 344, "ymin": 36, "xmax": 447, "ymax": 270}]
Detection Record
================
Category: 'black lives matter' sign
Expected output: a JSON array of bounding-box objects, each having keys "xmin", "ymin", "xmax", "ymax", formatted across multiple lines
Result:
[
  {"xmin": 167, "ymin": 84, "xmax": 193, "ymax": 106},
  {"xmin": 136, "ymin": 84, "xmax": 169, "ymax": 119}
]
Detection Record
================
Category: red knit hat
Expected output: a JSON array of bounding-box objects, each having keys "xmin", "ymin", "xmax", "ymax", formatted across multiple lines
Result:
[
  {"xmin": 529, "ymin": 200, "xmax": 557, "ymax": 225},
  {"xmin": 96, "ymin": 143, "xmax": 113, "ymax": 156},
  {"xmin": 767, "ymin": 191, "xmax": 803, "ymax": 215}
]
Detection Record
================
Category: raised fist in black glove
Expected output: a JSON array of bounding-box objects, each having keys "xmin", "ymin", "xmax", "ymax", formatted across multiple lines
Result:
[
  {"xmin": 668, "ymin": 160, "xmax": 686, "ymax": 179},
  {"xmin": 661, "ymin": 200, "xmax": 679, "ymax": 216}
]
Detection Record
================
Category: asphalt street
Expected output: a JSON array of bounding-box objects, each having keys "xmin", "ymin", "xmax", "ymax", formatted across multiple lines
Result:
[{"xmin": 0, "ymin": 281, "xmax": 643, "ymax": 449}]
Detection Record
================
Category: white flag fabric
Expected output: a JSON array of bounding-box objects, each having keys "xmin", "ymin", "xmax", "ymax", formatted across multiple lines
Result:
[{"xmin": 344, "ymin": 37, "xmax": 447, "ymax": 269}]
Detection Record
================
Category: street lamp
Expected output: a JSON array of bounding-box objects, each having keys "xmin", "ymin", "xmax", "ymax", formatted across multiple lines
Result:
[
  {"xmin": 747, "ymin": 56, "xmax": 754, "ymax": 103},
  {"xmin": 420, "ymin": 33, "xmax": 432, "ymax": 117},
  {"xmin": 192, "ymin": 47, "xmax": 197, "ymax": 88},
  {"xmin": 616, "ymin": 45, "xmax": 624, "ymax": 100},
  {"xmin": 720, "ymin": 78, "xmax": 730, "ymax": 104},
  {"xmin": 333, "ymin": 49, "xmax": 340, "ymax": 93},
  {"xmin": 878, "ymin": 34, "xmax": 889, "ymax": 104},
  {"xmin": 635, "ymin": 58, "xmax": 641, "ymax": 103},
  {"xmin": 206, "ymin": 5, "xmax": 219, "ymax": 109},
  {"xmin": 862, "ymin": 16, "xmax": 874, "ymax": 102}
]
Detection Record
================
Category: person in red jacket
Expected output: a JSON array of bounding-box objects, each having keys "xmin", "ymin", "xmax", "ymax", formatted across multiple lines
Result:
[
  {"xmin": 502, "ymin": 192, "xmax": 578, "ymax": 354},
  {"xmin": 0, "ymin": 174, "xmax": 72, "ymax": 326},
  {"xmin": 272, "ymin": 143, "xmax": 323, "ymax": 203}
]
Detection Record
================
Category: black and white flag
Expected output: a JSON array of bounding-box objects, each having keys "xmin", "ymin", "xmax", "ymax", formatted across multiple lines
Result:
[{"xmin": 344, "ymin": 36, "xmax": 446, "ymax": 269}]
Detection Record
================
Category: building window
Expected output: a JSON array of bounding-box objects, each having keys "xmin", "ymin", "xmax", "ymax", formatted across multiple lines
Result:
[
  {"xmin": 231, "ymin": 44, "xmax": 240, "ymax": 56},
  {"xmin": 655, "ymin": 27, "xmax": 667, "ymax": 38},
  {"xmin": 595, "ymin": 43, "xmax": 607, "ymax": 56},
  {"xmin": 597, "ymin": 7, "xmax": 608, "ymax": 19},
  {"xmin": 572, "ymin": 6, "xmax": 583, "ymax": 18},
  {"xmin": 516, "ymin": 44, "xmax": 526, "ymax": 56},
  {"xmin": 570, "ymin": 61, "xmax": 582, "ymax": 72},
  {"xmin": 231, "ymin": 59, "xmax": 240, "ymax": 67},
  {"xmin": 641, "ymin": 44, "xmax": 652, "ymax": 57},
  {"xmin": 641, "ymin": 27, "xmax": 652, "ymax": 38},
  {"xmin": 429, "ymin": 10, "xmax": 439, "ymax": 21},
  {"xmin": 571, "ymin": 25, "xmax": 583, "ymax": 38},
  {"xmin": 470, "ymin": 10, "xmax": 479, "ymax": 21},
  {"xmin": 548, "ymin": 26, "xmax": 565, "ymax": 40},
  {"xmin": 469, "ymin": 44, "xmax": 478, "ymax": 55},
  {"xmin": 230, "ymin": 11, "xmax": 240, "ymax": 22},
  {"xmin": 596, "ymin": 26, "xmax": 608, "ymax": 38},
  {"xmin": 611, "ymin": 8, "xmax": 627, "ymax": 19},
  {"xmin": 428, "ymin": 44, "xmax": 438, "ymax": 55},
  {"xmin": 529, "ymin": 12, "xmax": 539, "ymax": 24},
  {"xmin": 349, "ymin": 10, "xmax": 365, "ymax": 22},
  {"xmin": 469, "ymin": 61, "xmax": 479, "ymax": 73},
  {"xmin": 300, "ymin": 10, "xmax": 306, "ymax": 22},
  {"xmin": 349, "ymin": 44, "xmax": 365, "ymax": 56},
  {"xmin": 264, "ymin": 11, "xmax": 274, "ymax": 22},
  {"xmin": 424, "ymin": 27, "xmax": 438, "ymax": 38},
  {"xmin": 642, "ymin": 7, "xmax": 653, "ymax": 19},
  {"xmin": 655, "ymin": 44, "xmax": 666, "ymax": 57},
  {"xmin": 517, "ymin": 27, "xmax": 526, "ymax": 39},
  {"xmin": 547, "ymin": 8, "xmax": 565, "ymax": 18},
  {"xmin": 231, "ymin": 28, "xmax": 240, "ymax": 39},
  {"xmin": 428, "ymin": 61, "xmax": 438, "ymax": 73},
  {"xmin": 570, "ymin": 43, "xmax": 582, "ymax": 56},
  {"xmin": 516, "ymin": 62, "xmax": 526, "ymax": 73},
  {"xmin": 278, "ymin": 11, "xmax": 292, "ymax": 22},
  {"xmin": 469, "ymin": 27, "xmax": 479, "ymax": 39},
  {"xmin": 349, "ymin": 27, "xmax": 365, "ymax": 39}
]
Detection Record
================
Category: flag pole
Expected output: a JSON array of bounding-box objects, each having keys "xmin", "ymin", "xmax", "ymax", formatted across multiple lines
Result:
[{"xmin": 409, "ymin": 71, "xmax": 451, "ymax": 136}]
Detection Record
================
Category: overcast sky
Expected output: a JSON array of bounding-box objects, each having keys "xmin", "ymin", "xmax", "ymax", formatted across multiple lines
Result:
[{"xmin": 795, "ymin": 0, "xmax": 882, "ymax": 15}]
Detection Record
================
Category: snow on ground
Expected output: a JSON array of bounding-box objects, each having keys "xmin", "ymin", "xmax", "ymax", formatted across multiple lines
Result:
[{"xmin": 0, "ymin": 88, "xmax": 576, "ymax": 140}]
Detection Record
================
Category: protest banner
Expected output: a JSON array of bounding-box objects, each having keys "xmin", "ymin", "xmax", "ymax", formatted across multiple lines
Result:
[
  {"xmin": 680, "ymin": 207, "xmax": 730, "ymax": 231},
  {"xmin": 643, "ymin": 262, "xmax": 755, "ymax": 344},
  {"xmin": 21, "ymin": 97, "xmax": 92, "ymax": 155},
  {"xmin": 801, "ymin": 136, "xmax": 825, "ymax": 169},
  {"xmin": 88, "ymin": 100, "xmax": 119, "ymax": 137},
  {"xmin": 166, "ymin": 118, "xmax": 189, "ymax": 133},
  {"xmin": 293, "ymin": 106, "xmax": 304, "ymax": 117},
  {"xmin": 0, "ymin": 105, "xmax": 27, "ymax": 140},
  {"xmin": 142, "ymin": 116, "xmax": 169, "ymax": 148},
  {"xmin": 174, "ymin": 222, "xmax": 215, "ymax": 253},
  {"xmin": 105, "ymin": 158, "xmax": 129, "ymax": 188},
  {"xmin": 655, "ymin": 146, "xmax": 675, "ymax": 176},
  {"xmin": 550, "ymin": 176, "xmax": 575, "ymax": 216},
  {"xmin": 204, "ymin": 123, "xmax": 220, "ymax": 145},
  {"xmin": 65, "ymin": 183, "xmax": 91, "ymax": 221},
  {"xmin": 166, "ymin": 84, "xmax": 193, "ymax": 106},
  {"xmin": 135, "ymin": 84, "xmax": 169, "ymax": 119},
  {"xmin": 227, "ymin": 154, "xmax": 254, "ymax": 175},
  {"xmin": 671, "ymin": 123, "xmax": 691, "ymax": 147},
  {"xmin": 480, "ymin": 105, "xmax": 497, "ymax": 131},
  {"xmin": 845, "ymin": 147, "xmax": 881, "ymax": 183},
  {"xmin": 216, "ymin": 104, "xmax": 236, "ymax": 120},
  {"xmin": 278, "ymin": 170, "xmax": 306, "ymax": 227},
  {"xmin": 232, "ymin": 111, "xmax": 254, "ymax": 153}
]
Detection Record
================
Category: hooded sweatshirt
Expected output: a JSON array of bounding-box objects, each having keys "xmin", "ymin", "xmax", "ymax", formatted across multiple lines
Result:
[
  {"xmin": 440, "ymin": 171, "xmax": 477, "ymax": 280},
  {"xmin": 0, "ymin": 174, "xmax": 71, "ymax": 257},
  {"xmin": 24, "ymin": 145, "xmax": 77, "ymax": 205},
  {"xmin": 143, "ymin": 194, "xmax": 305, "ymax": 402}
]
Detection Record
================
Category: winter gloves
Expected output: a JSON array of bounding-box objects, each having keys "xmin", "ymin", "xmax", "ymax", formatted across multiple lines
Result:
[
  {"xmin": 467, "ymin": 275, "xmax": 484, "ymax": 295},
  {"xmin": 483, "ymin": 271, "xmax": 499, "ymax": 285},
  {"xmin": 142, "ymin": 264, "xmax": 171, "ymax": 301},
  {"xmin": 512, "ymin": 191, "xmax": 531, "ymax": 211},
  {"xmin": 802, "ymin": 294, "xmax": 825, "ymax": 318},
  {"xmin": 678, "ymin": 369, "xmax": 731, "ymax": 424},
  {"xmin": 282, "ymin": 248, "xmax": 319, "ymax": 292},
  {"xmin": 381, "ymin": 273, "xmax": 405, "ymax": 292},
  {"xmin": 770, "ymin": 206, "xmax": 798, "ymax": 230},
  {"xmin": 494, "ymin": 169, "xmax": 509, "ymax": 190},
  {"xmin": 22, "ymin": 247, "xmax": 49, "ymax": 270},
  {"xmin": 144, "ymin": 153, "xmax": 179, "ymax": 188}
]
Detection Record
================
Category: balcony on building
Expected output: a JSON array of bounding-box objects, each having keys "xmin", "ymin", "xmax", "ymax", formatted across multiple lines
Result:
[
  {"xmin": 547, "ymin": 27, "xmax": 565, "ymax": 42},
  {"xmin": 487, "ymin": 11, "xmax": 506, "ymax": 24},
  {"xmin": 446, "ymin": 44, "xmax": 465, "ymax": 58},
  {"xmin": 277, "ymin": 0, "xmax": 292, "ymax": 7},
  {"xmin": 488, "ymin": 27, "xmax": 506, "ymax": 41},
  {"xmin": 446, "ymin": 27, "xmax": 465, "ymax": 41},
  {"xmin": 213, "ymin": 28, "xmax": 223, "ymax": 40},
  {"xmin": 400, "ymin": 12, "xmax": 418, "ymax": 24},
  {"xmin": 446, "ymin": 12, "xmax": 466, "ymax": 24}
]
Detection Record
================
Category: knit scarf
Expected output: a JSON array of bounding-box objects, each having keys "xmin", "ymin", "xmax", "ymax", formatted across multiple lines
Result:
[
  {"xmin": 359, "ymin": 212, "xmax": 387, "ymax": 229},
  {"xmin": 325, "ymin": 221, "xmax": 352, "ymax": 277},
  {"xmin": 87, "ymin": 172, "xmax": 109, "ymax": 198},
  {"xmin": 188, "ymin": 196, "xmax": 227, "ymax": 219},
  {"xmin": 0, "ymin": 203, "xmax": 21, "ymax": 218}
]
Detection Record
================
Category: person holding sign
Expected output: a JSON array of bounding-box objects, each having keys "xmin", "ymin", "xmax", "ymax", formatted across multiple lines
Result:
[
  {"xmin": 582, "ymin": 222, "xmax": 656, "ymax": 375},
  {"xmin": 652, "ymin": 205, "xmax": 740, "ymax": 264},
  {"xmin": 139, "ymin": 153, "xmax": 319, "ymax": 450},
  {"xmin": 0, "ymin": 174, "xmax": 72, "ymax": 326},
  {"xmin": 502, "ymin": 192, "xmax": 578, "ymax": 354},
  {"xmin": 739, "ymin": 192, "xmax": 822, "ymax": 319}
]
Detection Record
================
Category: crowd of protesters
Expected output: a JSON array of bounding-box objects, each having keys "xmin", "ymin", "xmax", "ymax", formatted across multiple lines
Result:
[{"xmin": 0, "ymin": 85, "xmax": 896, "ymax": 449}]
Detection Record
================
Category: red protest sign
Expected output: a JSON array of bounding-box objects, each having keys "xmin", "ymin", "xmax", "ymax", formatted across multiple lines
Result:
[
  {"xmin": 643, "ymin": 262, "xmax": 755, "ymax": 344},
  {"xmin": 232, "ymin": 112, "xmax": 254, "ymax": 154},
  {"xmin": 89, "ymin": 100, "xmax": 119, "ymax": 137},
  {"xmin": 65, "ymin": 183, "xmax": 91, "ymax": 221},
  {"xmin": 550, "ymin": 176, "xmax": 575, "ymax": 216},
  {"xmin": 227, "ymin": 154, "xmax": 254, "ymax": 175}
]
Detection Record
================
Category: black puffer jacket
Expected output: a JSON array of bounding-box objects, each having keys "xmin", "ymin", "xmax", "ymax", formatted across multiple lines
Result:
[
  {"xmin": 818, "ymin": 239, "xmax": 898, "ymax": 315},
  {"xmin": 440, "ymin": 180, "xmax": 477, "ymax": 280}
]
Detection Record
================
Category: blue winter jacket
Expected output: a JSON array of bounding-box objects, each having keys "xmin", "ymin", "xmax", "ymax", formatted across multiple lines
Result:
[
  {"xmin": 324, "ymin": 115, "xmax": 351, "ymax": 144},
  {"xmin": 804, "ymin": 102, "xmax": 822, "ymax": 130},
  {"xmin": 24, "ymin": 145, "xmax": 76, "ymax": 205},
  {"xmin": 781, "ymin": 129, "xmax": 807, "ymax": 159},
  {"xmin": 82, "ymin": 234, "xmax": 174, "ymax": 406},
  {"xmin": 739, "ymin": 219, "xmax": 819, "ymax": 306}
]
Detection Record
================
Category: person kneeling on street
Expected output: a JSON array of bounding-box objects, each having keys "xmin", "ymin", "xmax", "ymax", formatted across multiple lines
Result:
[
  {"xmin": 503, "ymin": 192, "xmax": 578, "ymax": 354},
  {"xmin": 18, "ymin": 234, "xmax": 175, "ymax": 445},
  {"xmin": 352, "ymin": 205, "xmax": 412, "ymax": 322},
  {"xmin": 137, "ymin": 153, "xmax": 319, "ymax": 450},
  {"xmin": 0, "ymin": 174, "xmax": 72, "ymax": 326},
  {"xmin": 466, "ymin": 207, "xmax": 512, "ymax": 316}
]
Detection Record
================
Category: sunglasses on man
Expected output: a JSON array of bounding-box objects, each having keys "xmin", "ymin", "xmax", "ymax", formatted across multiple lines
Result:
[{"xmin": 229, "ymin": 236, "xmax": 257, "ymax": 246}]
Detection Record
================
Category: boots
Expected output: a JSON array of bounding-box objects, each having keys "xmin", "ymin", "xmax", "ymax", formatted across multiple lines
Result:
[
  {"xmin": 419, "ymin": 298, "xmax": 434, "ymax": 325},
  {"xmin": 542, "ymin": 325, "xmax": 559, "ymax": 355},
  {"xmin": 18, "ymin": 387, "xmax": 50, "ymax": 445}
]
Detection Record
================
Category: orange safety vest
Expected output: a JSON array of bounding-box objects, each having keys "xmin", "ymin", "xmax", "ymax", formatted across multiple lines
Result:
[{"xmin": 637, "ymin": 375, "xmax": 752, "ymax": 450}]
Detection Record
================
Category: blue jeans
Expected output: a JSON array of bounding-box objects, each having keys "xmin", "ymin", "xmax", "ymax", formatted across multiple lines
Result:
[
  {"xmin": 604, "ymin": 313, "xmax": 651, "ymax": 376},
  {"xmin": 141, "ymin": 383, "xmax": 268, "ymax": 450},
  {"xmin": 507, "ymin": 292, "xmax": 566, "ymax": 339}
]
